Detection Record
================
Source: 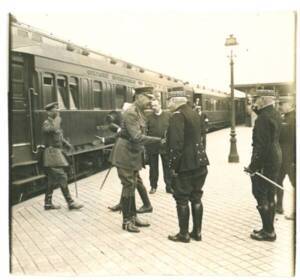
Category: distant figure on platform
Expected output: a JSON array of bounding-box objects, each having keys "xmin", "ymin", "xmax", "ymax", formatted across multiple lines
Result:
[
  {"xmin": 166, "ymin": 88, "xmax": 209, "ymax": 243},
  {"xmin": 276, "ymin": 95, "xmax": 296, "ymax": 219},
  {"xmin": 43, "ymin": 102, "xmax": 83, "ymax": 210},
  {"xmin": 194, "ymin": 103, "xmax": 209, "ymax": 149},
  {"xmin": 146, "ymin": 99, "xmax": 173, "ymax": 194},
  {"xmin": 109, "ymin": 87, "xmax": 163, "ymax": 233},
  {"xmin": 245, "ymin": 92, "xmax": 282, "ymax": 241}
]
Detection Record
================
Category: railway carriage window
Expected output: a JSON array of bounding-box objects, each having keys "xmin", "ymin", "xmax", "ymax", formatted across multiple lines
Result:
[
  {"xmin": 204, "ymin": 99, "xmax": 212, "ymax": 111},
  {"xmin": 115, "ymin": 85, "xmax": 126, "ymax": 109},
  {"xmin": 69, "ymin": 77, "xmax": 79, "ymax": 109},
  {"xmin": 93, "ymin": 81, "xmax": 103, "ymax": 109},
  {"xmin": 57, "ymin": 76, "xmax": 68, "ymax": 109},
  {"xmin": 42, "ymin": 73, "xmax": 55, "ymax": 107}
]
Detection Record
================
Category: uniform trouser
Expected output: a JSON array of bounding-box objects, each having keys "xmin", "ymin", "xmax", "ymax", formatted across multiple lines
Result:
[
  {"xmin": 172, "ymin": 167, "xmax": 208, "ymax": 235},
  {"xmin": 117, "ymin": 167, "xmax": 146, "ymax": 222},
  {"xmin": 149, "ymin": 153, "xmax": 172, "ymax": 189},
  {"xmin": 45, "ymin": 167, "xmax": 73, "ymax": 205},
  {"xmin": 251, "ymin": 166, "xmax": 279, "ymax": 233},
  {"xmin": 276, "ymin": 161, "xmax": 296, "ymax": 211}
]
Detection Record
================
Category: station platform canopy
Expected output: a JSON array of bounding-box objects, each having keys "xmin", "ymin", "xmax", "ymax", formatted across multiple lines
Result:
[{"xmin": 234, "ymin": 81, "xmax": 295, "ymax": 97}]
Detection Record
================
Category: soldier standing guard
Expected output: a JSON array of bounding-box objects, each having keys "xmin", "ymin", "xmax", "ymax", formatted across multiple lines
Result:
[
  {"xmin": 109, "ymin": 87, "xmax": 163, "ymax": 233},
  {"xmin": 43, "ymin": 102, "xmax": 83, "ymax": 210},
  {"xmin": 246, "ymin": 92, "xmax": 282, "ymax": 241},
  {"xmin": 166, "ymin": 88, "xmax": 209, "ymax": 243}
]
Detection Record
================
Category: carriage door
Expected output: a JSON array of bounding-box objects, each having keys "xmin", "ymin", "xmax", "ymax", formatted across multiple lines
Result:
[{"xmin": 11, "ymin": 54, "xmax": 31, "ymax": 146}]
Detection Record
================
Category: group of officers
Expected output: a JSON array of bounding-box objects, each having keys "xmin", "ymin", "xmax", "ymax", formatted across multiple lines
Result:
[{"xmin": 41, "ymin": 86, "xmax": 295, "ymax": 243}]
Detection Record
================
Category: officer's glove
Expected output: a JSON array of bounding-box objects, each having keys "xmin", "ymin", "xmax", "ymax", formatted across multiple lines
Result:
[{"xmin": 244, "ymin": 166, "xmax": 256, "ymax": 177}]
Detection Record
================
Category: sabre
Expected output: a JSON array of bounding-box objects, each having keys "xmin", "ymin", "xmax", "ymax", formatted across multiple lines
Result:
[
  {"xmin": 99, "ymin": 166, "xmax": 112, "ymax": 191},
  {"xmin": 244, "ymin": 167, "xmax": 290, "ymax": 192},
  {"xmin": 71, "ymin": 152, "xmax": 79, "ymax": 198}
]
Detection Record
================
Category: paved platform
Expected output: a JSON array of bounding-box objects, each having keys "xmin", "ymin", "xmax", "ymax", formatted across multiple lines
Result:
[{"xmin": 11, "ymin": 126, "xmax": 296, "ymax": 277}]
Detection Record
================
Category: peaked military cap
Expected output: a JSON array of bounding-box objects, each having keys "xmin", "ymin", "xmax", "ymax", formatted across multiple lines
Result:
[
  {"xmin": 44, "ymin": 102, "xmax": 58, "ymax": 111},
  {"xmin": 167, "ymin": 86, "xmax": 187, "ymax": 99},
  {"xmin": 134, "ymin": 86, "xmax": 154, "ymax": 99}
]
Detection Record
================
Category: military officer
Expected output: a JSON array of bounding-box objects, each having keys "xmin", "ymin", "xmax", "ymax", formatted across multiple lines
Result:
[
  {"xmin": 246, "ymin": 92, "xmax": 282, "ymax": 241},
  {"xmin": 146, "ymin": 98, "xmax": 173, "ymax": 194},
  {"xmin": 109, "ymin": 87, "xmax": 163, "ymax": 233},
  {"xmin": 43, "ymin": 102, "xmax": 83, "ymax": 210},
  {"xmin": 276, "ymin": 95, "xmax": 296, "ymax": 218},
  {"xmin": 166, "ymin": 88, "xmax": 209, "ymax": 243}
]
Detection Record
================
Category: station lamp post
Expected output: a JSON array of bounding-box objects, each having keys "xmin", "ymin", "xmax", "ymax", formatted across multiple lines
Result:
[{"xmin": 225, "ymin": 34, "xmax": 239, "ymax": 163}]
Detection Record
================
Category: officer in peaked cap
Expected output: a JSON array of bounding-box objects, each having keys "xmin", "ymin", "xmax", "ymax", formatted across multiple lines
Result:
[
  {"xmin": 166, "ymin": 86, "xmax": 209, "ymax": 243},
  {"xmin": 42, "ymin": 101, "xmax": 83, "ymax": 211},
  {"xmin": 245, "ymin": 89, "xmax": 282, "ymax": 241},
  {"xmin": 109, "ymin": 85, "xmax": 163, "ymax": 233},
  {"xmin": 44, "ymin": 102, "xmax": 58, "ymax": 111},
  {"xmin": 276, "ymin": 93, "xmax": 296, "ymax": 219}
]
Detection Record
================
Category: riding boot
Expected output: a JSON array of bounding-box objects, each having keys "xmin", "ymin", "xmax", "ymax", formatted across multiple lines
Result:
[
  {"xmin": 108, "ymin": 196, "xmax": 122, "ymax": 212},
  {"xmin": 60, "ymin": 184, "xmax": 83, "ymax": 210},
  {"xmin": 122, "ymin": 196, "xmax": 140, "ymax": 233},
  {"xmin": 131, "ymin": 195, "xmax": 150, "ymax": 227},
  {"xmin": 252, "ymin": 205, "xmax": 267, "ymax": 234},
  {"xmin": 275, "ymin": 189, "xmax": 284, "ymax": 214},
  {"xmin": 168, "ymin": 204, "xmax": 190, "ymax": 243},
  {"xmin": 44, "ymin": 186, "xmax": 61, "ymax": 210},
  {"xmin": 251, "ymin": 205, "xmax": 276, "ymax": 241},
  {"xmin": 136, "ymin": 182, "xmax": 153, "ymax": 214},
  {"xmin": 267, "ymin": 202, "xmax": 276, "ymax": 233},
  {"xmin": 190, "ymin": 202, "xmax": 203, "ymax": 241}
]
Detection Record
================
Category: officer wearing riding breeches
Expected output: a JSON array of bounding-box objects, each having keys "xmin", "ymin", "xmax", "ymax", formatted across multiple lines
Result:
[
  {"xmin": 246, "ymin": 92, "xmax": 282, "ymax": 241},
  {"xmin": 109, "ymin": 87, "xmax": 162, "ymax": 233},
  {"xmin": 166, "ymin": 88, "xmax": 209, "ymax": 243},
  {"xmin": 43, "ymin": 102, "xmax": 83, "ymax": 210}
]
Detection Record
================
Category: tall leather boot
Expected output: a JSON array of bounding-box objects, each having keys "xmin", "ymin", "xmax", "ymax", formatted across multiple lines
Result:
[
  {"xmin": 60, "ymin": 185, "xmax": 83, "ymax": 210},
  {"xmin": 44, "ymin": 185, "xmax": 61, "ymax": 210},
  {"xmin": 168, "ymin": 204, "xmax": 190, "ymax": 243},
  {"xmin": 131, "ymin": 195, "xmax": 150, "ymax": 227},
  {"xmin": 122, "ymin": 196, "xmax": 140, "ymax": 233},
  {"xmin": 267, "ymin": 202, "xmax": 276, "ymax": 233},
  {"xmin": 190, "ymin": 202, "xmax": 203, "ymax": 241},
  {"xmin": 251, "ymin": 205, "xmax": 276, "ymax": 241},
  {"xmin": 252, "ymin": 205, "xmax": 267, "ymax": 234},
  {"xmin": 275, "ymin": 189, "xmax": 284, "ymax": 214},
  {"xmin": 136, "ymin": 182, "xmax": 153, "ymax": 214}
]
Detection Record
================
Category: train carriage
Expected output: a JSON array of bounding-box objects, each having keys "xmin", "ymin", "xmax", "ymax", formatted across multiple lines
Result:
[{"xmin": 10, "ymin": 21, "xmax": 183, "ymax": 203}]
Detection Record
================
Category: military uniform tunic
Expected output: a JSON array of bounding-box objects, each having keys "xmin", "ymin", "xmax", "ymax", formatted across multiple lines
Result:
[
  {"xmin": 109, "ymin": 104, "xmax": 161, "ymax": 197},
  {"xmin": 167, "ymin": 104, "xmax": 209, "ymax": 204},
  {"xmin": 249, "ymin": 105, "xmax": 282, "ymax": 206}
]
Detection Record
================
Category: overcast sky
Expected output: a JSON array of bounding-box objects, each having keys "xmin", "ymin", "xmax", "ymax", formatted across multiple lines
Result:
[{"xmin": 12, "ymin": 8, "xmax": 296, "ymax": 92}]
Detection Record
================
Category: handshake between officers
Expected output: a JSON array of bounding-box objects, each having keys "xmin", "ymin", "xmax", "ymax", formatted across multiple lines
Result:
[{"xmin": 109, "ymin": 87, "xmax": 164, "ymax": 233}]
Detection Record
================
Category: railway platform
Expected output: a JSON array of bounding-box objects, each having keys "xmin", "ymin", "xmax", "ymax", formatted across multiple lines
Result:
[{"xmin": 11, "ymin": 126, "xmax": 295, "ymax": 277}]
